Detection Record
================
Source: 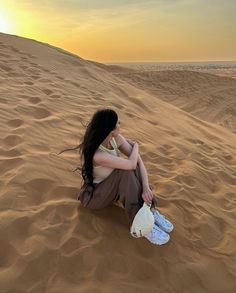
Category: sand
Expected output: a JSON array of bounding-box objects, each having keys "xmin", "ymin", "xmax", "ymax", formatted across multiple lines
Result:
[{"xmin": 0, "ymin": 32, "xmax": 236, "ymax": 293}]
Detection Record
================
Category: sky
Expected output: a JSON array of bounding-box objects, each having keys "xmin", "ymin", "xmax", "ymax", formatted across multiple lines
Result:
[{"xmin": 0, "ymin": 0, "xmax": 236, "ymax": 62}]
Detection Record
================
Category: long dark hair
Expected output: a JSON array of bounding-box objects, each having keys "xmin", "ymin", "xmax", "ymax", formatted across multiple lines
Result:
[{"xmin": 58, "ymin": 108, "xmax": 118, "ymax": 190}]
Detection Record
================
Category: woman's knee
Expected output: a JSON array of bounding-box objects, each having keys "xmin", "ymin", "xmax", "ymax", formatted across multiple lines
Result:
[
  {"xmin": 118, "ymin": 169, "xmax": 135, "ymax": 177},
  {"xmin": 118, "ymin": 169, "xmax": 138, "ymax": 182},
  {"xmin": 119, "ymin": 168, "xmax": 142, "ymax": 183},
  {"xmin": 118, "ymin": 169, "xmax": 142, "ymax": 194}
]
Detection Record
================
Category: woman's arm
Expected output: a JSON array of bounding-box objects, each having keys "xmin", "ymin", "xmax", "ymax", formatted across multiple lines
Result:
[
  {"xmin": 137, "ymin": 154, "xmax": 149, "ymax": 189},
  {"xmin": 116, "ymin": 134, "xmax": 150, "ymax": 188},
  {"xmin": 93, "ymin": 142, "xmax": 139, "ymax": 170},
  {"xmin": 116, "ymin": 134, "xmax": 153, "ymax": 205}
]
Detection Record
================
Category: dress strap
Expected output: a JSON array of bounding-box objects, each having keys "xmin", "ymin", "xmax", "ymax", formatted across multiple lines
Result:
[
  {"xmin": 111, "ymin": 137, "xmax": 120, "ymax": 156},
  {"xmin": 110, "ymin": 137, "xmax": 117, "ymax": 149},
  {"xmin": 98, "ymin": 138, "xmax": 120, "ymax": 156}
]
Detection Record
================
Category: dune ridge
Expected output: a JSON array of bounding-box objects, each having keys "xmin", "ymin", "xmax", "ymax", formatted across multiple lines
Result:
[{"xmin": 0, "ymin": 33, "xmax": 236, "ymax": 293}]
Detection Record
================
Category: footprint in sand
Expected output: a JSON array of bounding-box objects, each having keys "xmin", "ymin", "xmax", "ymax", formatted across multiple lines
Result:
[
  {"xmin": 24, "ymin": 81, "xmax": 34, "ymax": 85},
  {"xmin": 27, "ymin": 97, "xmax": 41, "ymax": 104},
  {"xmin": 31, "ymin": 75, "xmax": 40, "ymax": 80},
  {"xmin": 30, "ymin": 106, "xmax": 52, "ymax": 119},
  {"xmin": 15, "ymin": 103, "xmax": 52, "ymax": 120},
  {"xmin": 42, "ymin": 88, "xmax": 54, "ymax": 95},
  {"xmin": 3, "ymin": 134, "xmax": 23, "ymax": 147},
  {"xmin": 7, "ymin": 119, "xmax": 24, "ymax": 128},
  {"xmin": 18, "ymin": 95, "xmax": 42, "ymax": 104}
]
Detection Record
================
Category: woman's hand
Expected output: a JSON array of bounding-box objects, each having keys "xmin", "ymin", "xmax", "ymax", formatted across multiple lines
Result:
[
  {"xmin": 133, "ymin": 142, "xmax": 139, "ymax": 151},
  {"xmin": 142, "ymin": 185, "xmax": 153, "ymax": 206},
  {"xmin": 126, "ymin": 138, "xmax": 136, "ymax": 146}
]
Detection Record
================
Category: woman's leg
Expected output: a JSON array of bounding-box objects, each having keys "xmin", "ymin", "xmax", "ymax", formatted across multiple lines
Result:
[
  {"xmin": 116, "ymin": 165, "xmax": 144, "ymax": 228},
  {"xmin": 133, "ymin": 163, "xmax": 158, "ymax": 209},
  {"xmin": 79, "ymin": 163, "xmax": 157, "ymax": 228}
]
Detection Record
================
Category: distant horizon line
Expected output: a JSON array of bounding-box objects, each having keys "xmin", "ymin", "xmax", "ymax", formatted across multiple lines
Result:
[{"xmin": 103, "ymin": 60, "xmax": 236, "ymax": 64}]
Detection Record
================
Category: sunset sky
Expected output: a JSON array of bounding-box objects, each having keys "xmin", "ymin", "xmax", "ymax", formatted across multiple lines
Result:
[{"xmin": 0, "ymin": 0, "xmax": 235, "ymax": 62}]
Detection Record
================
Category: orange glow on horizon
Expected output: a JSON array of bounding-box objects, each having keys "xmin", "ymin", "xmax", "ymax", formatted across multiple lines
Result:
[{"xmin": 1, "ymin": 1, "xmax": 236, "ymax": 62}]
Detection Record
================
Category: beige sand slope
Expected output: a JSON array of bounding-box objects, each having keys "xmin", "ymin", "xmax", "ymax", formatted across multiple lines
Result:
[
  {"xmin": 0, "ymin": 32, "xmax": 236, "ymax": 293},
  {"xmin": 109, "ymin": 68, "xmax": 236, "ymax": 133}
]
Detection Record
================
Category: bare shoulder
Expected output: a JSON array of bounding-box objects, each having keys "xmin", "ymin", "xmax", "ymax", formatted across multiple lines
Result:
[{"xmin": 114, "ymin": 134, "xmax": 124, "ymax": 148}]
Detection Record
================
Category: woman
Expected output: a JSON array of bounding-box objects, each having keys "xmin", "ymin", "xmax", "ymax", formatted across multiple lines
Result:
[{"xmin": 71, "ymin": 108, "xmax": 173, "ymax": 245}]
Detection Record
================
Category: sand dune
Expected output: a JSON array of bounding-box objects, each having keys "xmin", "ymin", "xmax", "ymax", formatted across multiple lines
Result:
[
  {"xmin": 0, "ymin": 32, "xmax": 236, "ymax": 293},
  {"xmin": 109, "ymin": 67, "xmax": 236, "ymax": 133}
]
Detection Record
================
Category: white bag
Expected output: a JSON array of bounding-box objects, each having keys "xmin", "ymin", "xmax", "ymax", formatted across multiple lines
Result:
[{"xmin": 130, "ymin": 202, "xmax": 154, "ymax": 238}]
